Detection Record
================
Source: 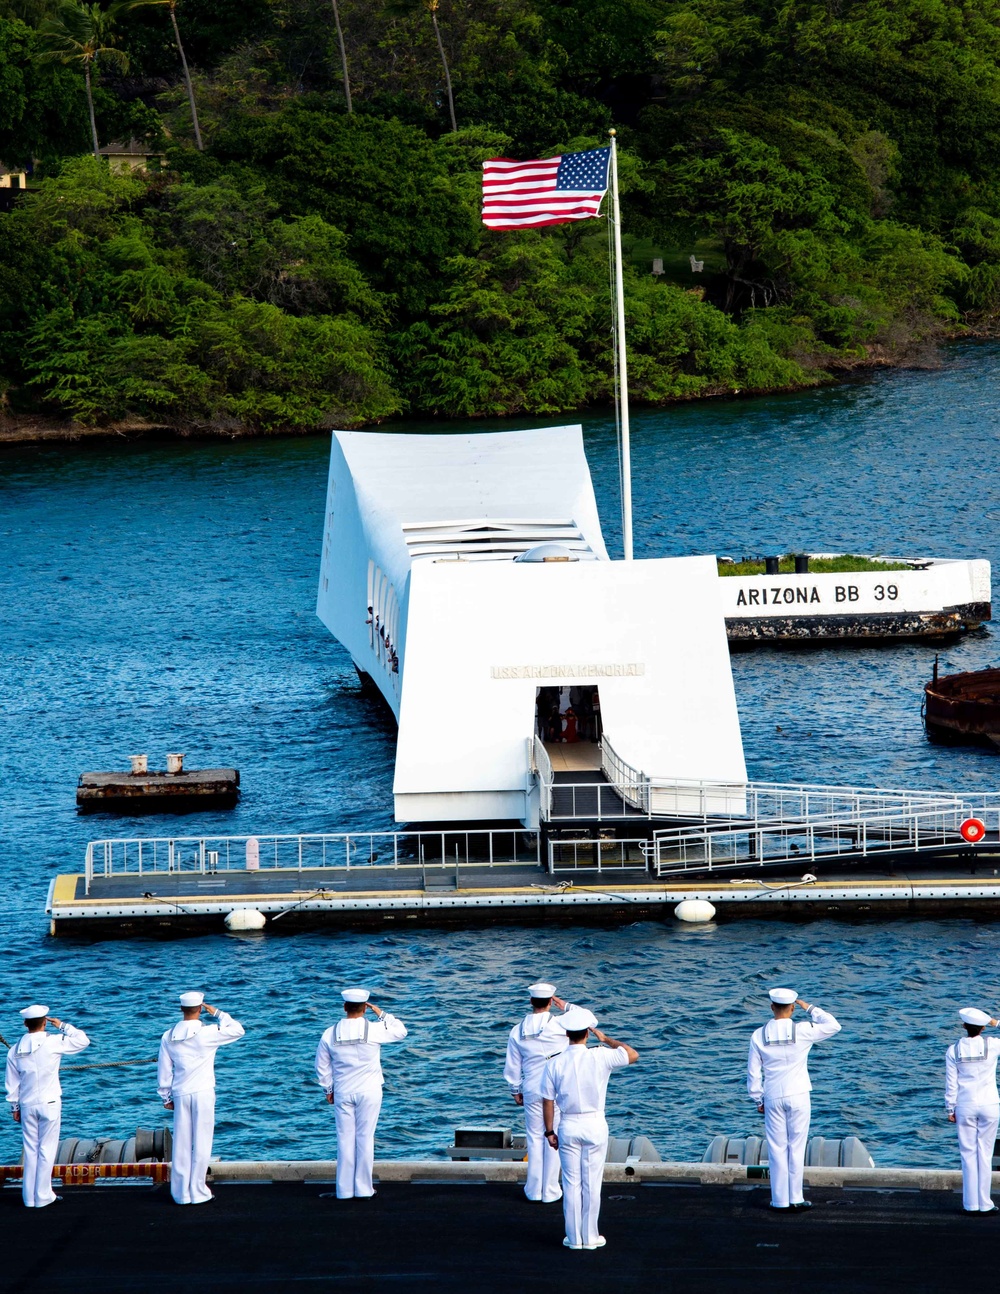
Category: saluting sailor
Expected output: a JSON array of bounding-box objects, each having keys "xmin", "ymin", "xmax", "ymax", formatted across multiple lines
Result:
[
  {"xmin": 315, "ymin": 989, "xmax": 407, "ymax": 1199},
  {"xmin": 504, "ymin": 981, "xmax": 576, "ymax": 1204},
  {"xmin": 945, "ymin": 1007, "xmax": 1000, "ymax": 1214},
  {"xmin": 5, "ymin": 1005, "xmax": 90, "ymax": 1208},
  {"xmin": 540, "ymin": 1007, "xmax": 638, "ymax": 1251},
  {"xmin": 748, "ymin": 988, "xmax": 841, "ymax": 1212},
  {"xmin": 157, "ymin": 992, "xmax": 245, "ymax": 1205}
]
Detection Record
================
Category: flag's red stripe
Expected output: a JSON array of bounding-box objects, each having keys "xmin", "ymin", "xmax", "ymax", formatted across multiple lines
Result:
[
  {"xmin": 483, "ymin": 214, "xmax": 599, "ymax": 228},
  {"xmin": 482, "ymin": 157, "xmax": 561, "ymax": 170}
]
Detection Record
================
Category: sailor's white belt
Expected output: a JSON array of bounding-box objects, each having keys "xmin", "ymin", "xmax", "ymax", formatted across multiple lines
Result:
[{"xmin": 560, "ymin": 1109, "xmax": 602, "ymax": 1118}]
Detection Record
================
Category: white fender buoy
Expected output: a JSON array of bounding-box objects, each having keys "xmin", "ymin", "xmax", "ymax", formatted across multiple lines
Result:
[
  {"xmin": 674, "ymin": 899, "xmax": 716, "ymax": 924},
  {"xmin": 225, "ymin": 908, "xmax": 266, "ymax": 932}
]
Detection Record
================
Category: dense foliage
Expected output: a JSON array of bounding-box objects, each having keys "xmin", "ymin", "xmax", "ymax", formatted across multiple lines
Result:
[{"xmin": 0, "ymin": 0, "xmax": 997, "ymax": 430}]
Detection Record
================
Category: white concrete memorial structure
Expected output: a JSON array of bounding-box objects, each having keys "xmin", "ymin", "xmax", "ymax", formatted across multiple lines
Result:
[{"xmin": 316, "ymin": 426, "xmax": 746, "ymax": 824}]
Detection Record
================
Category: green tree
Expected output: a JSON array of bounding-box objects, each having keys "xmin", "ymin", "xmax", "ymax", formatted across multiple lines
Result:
[{"xmin": 37, "ymin": 1, "xmax": 128, "ymax": 158}]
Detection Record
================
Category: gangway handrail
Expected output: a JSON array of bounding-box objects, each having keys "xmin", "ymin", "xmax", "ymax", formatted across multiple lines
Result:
[
  {"xmin": 539, "ymin": 760, "xmax": 982, "ymax": 825},
  {"xmin": 650, "ymin": 797, "xmax": 1000, "ymax": 876},
  {"xmin": 83, "ymin": 828, "xmax": 542, "ymax": 895}
]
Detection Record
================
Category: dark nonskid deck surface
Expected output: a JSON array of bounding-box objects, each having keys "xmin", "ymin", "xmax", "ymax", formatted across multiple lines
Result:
[
  {"xmin": 0, "ymin": 1180, "xmax": 983, "ymax": 1293},
  {"xmin": 78, "ymin": 864, "xmax": 553, "ymax": 901}
]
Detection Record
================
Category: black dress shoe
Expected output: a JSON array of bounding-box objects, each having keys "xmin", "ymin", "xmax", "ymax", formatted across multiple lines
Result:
[
  {"xmin": 791, "ymin": 1201, "xmax": 813, "ymax": 1211},
  {"xmin": 982, "ymin": 1205, "xmax": 999, "ymax": 1215},
  {"xmin": 769, "ymin": 1204, "xmax": 791, "ymax": 1211}
]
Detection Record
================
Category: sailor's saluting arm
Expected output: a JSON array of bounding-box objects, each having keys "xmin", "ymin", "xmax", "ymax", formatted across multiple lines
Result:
[
  {"xmin": 799, "ymin": 998, "xmax": 841, "ymax": 1040},
  {"xmin": 203, "ymin": 1004, "xmax": 245, "ymax": 1045},
  {"xmin": 368, "ymin": 1001, "xmax": 406, "ymax": 1040},
  {"xmin": 51, "ymin": 1017, "xmax": 90, "ymax": 1054}
]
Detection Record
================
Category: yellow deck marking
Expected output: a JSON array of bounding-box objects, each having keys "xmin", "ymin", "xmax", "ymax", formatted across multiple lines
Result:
[{"xmin": 52, "ymin": 874, "xmax": 81, "ymax": 903}]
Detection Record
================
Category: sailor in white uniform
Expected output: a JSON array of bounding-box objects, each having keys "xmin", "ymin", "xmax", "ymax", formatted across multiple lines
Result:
[
  {"xmin": 945, "ymin": 1006, "xmax": 1000, "ymax": 1213},
  {"xmin": 504, "ymin": 981, "xmax": 576, "ymax": 1204},
  {"xmin": 315, "ymin": 988, "xmax": 407, "ymax": 1199},
  {"xmin": 540, "ymin": 1006, "xmax": 638, "ymax": 1250},
  {"xmin": 157, "ymin": 991, "xmax": 245, "ymax": 1205},
  {"xmin": 5, "ymin": 1005, "xmax": 90, "ymax": 1208},
  {"xmin": 747, "ymin": 987, "xmax": 841, "ymax": 1212}
]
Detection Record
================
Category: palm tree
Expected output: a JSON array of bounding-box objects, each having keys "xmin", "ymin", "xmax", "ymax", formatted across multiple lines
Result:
[
  {"xmin": 122, "ymin": 0, "xmax": 203, "ymax": 149},
  {"xmin": 426, "ymin": 0, "xmax": 455, "ymax": 132},
  {"xmin": 329, "ymin": 0, "xmax": 352, "ymax": 114},
  {"xmin": 386, "ymin": 0, "xmax": 456, "ymax": 132},
  {"xmin": 38, "ymin": 2, "xmax": 129, "ymax": 159}
]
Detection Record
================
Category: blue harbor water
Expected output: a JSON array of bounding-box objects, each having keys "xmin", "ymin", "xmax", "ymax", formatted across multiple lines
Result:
[{"xmin": 4, "ymin": 343, "xmax": 1000, "ymax": 1169}]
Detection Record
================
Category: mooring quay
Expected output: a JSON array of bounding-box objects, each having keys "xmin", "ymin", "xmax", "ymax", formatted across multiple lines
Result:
[
  {"xmin": 47, "ymin": 769, "xmax": 1000, "ymax": 934},
  {"xmin": 0, "ymin": 1166, "xmax": 991, "ymax": 1294}
]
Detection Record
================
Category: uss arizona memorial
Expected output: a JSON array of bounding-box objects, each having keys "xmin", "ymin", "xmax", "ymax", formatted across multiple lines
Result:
[{"xmin": 316, "ymin": 425, "xmax": 747, "ymax": 826}]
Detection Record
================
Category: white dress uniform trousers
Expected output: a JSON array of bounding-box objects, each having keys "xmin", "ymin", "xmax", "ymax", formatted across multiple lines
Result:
[
  {"xmin": 504, "ymin": 1009, "xmax": 575, "ymax": 1202},
  {"xmin": 5, "ymin": 1023, "xmax": 90, "ymax": 1208},
  {"xmin": 158, "ymin": 1011, "xmax": 245, "ymax": 1205},
  {"xmin": 747, "ymin": 1006, "xmax": 841, "ymax": 1208},
  {"xmin": 316, "ymin": 1013, "xmax": 407, "ymax": 1198},
  {"xmin": 541, "ymin": 1043, "xmax": 632, "ymax": 1248},
  {"xmin": 945, "ymin": 1034, "xmax": 1000, "ymax": 1211}
]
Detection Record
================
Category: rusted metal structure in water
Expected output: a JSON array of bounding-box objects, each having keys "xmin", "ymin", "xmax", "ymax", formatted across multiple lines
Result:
[{"xmin": 924, "ymin": 659, "xmax": 1000, "ymax": 748}]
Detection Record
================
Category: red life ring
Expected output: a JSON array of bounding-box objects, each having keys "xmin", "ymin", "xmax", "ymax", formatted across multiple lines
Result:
[{"xmin": 960, "ymin": 817, "xmax": 986, "ymax": 844}]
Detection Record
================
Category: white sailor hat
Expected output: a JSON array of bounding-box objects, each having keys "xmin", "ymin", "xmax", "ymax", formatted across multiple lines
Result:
[
  {"xmin": 960, "ymin": 1008, "xmax": 992, "ymax": 1026},
  {"xmin": 19, "ymin": 1005, "xmax": 48, "ymax": 1020},
  {"xmin": 342, "ymin": 988, "xmax": 370, "ymax": 1003},
  {"xmin": 179, "ymin": 991, "xmax": 204, "ymax": 1007},
  {"xmin": 560, "ymin": 1006, "xmax": 597, "ymax": 1032},
  {"xmin": 529, "ymin": 982, "xmax": 556, "ymax": 998},
  {"xmin": 769, "ymin": 988, "xmax": 797, "ymax": 1005}
]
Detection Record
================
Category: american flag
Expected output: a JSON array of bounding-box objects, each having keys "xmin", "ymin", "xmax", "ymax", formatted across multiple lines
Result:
[{"xmin": 481, "ymin": 147, "xmax": 611, "ymax": 230}]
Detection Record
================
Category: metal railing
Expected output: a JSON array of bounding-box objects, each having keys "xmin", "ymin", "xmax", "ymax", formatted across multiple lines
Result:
[
  {"xmin": 540, "ymin": 734, "xmax": 980, "ymax": 827},
  {"xmin": 531, "ymin": 736, "xmax": 553, "ymax": 819},
  {"xmin": 651, "ymin": 797, "xmax": 1000, "ymax": 877},
  {"xmin": 548, "ymin": 837, "xmax": 650, "ymax": 872},
  {"xmin": 600, "ymin": 736, "xmax": 650, "ymax": 813},
  {"xmin": 83, "ymin": 829, "xmax": 541, "ymax": 895}
]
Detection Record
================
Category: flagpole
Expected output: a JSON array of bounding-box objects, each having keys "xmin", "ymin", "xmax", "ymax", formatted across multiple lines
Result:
[{"xmin": 609, "ymin": 130, "xmax": 633, "ymax": 561}]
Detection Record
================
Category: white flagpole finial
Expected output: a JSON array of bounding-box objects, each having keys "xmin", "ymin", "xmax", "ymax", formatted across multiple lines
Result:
[{"xmin": 609, "ymin": 129, "xmax": 633, "ymax": 561}]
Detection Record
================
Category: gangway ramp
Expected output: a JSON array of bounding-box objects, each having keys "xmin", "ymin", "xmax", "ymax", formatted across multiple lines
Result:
[{"xmin": 649, "ymin": 794, "xmax": 1000, "ymax": 877}]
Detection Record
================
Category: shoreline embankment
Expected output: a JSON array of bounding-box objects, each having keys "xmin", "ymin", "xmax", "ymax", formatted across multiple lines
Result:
[{"xmin": 0, "ymin": 339, "xmax": 974, "ymax": 449}]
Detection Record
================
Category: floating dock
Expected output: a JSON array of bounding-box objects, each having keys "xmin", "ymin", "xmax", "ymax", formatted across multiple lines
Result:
[
  {"xmin": 0, "ymin": 1169, "xmax": 988, "ymax": 1294},
  {"xmin": 46, "ymin": 833, "xmax": 1000, "ymax": 936}
]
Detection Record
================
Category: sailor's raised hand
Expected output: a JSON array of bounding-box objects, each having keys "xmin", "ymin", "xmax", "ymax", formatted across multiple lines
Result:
[
  {"xmin": 47, "ymin": 1017, "xmax": 62, "ymax": 1030},
  {"xmin": 551, "ymin": 996, "xmax": 566, "ymax": 1011}
]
